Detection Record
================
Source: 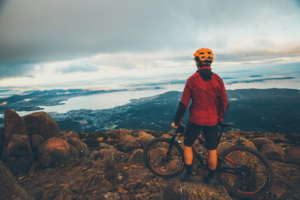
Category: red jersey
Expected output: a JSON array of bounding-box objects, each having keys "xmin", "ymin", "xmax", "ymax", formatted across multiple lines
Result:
[{"xmin": 177, "ymin": 67, "xmax": 228, "ymax": 126}]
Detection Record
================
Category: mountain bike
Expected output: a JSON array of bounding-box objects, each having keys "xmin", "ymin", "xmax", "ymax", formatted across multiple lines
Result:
[{"xmin": 143, "ymin": 122, "xmax": 274, "ymax": 198}]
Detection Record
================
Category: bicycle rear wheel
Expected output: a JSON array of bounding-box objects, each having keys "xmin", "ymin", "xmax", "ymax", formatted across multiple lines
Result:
[
  {"xmin": 143, "ymin": 137, "xmax": 185, "ymax": 178},
  {"xmin": 217, "ymin": 145, "xmax": 274, "ymax": 198}
]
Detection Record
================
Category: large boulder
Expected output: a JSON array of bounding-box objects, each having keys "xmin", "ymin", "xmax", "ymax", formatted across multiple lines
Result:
[
  {"xmin": 0, "ymin": 128, "xmax": 4, "ymax": 161},
  {"xmin": 23, "ymin": 112, "xmax": 60, "ymax": 140},
  {"xmin": 285, "ymin": 147, "xmax": 300, "ymax": 164},
  {"xmin": 260, "ymin": 143, "xmax": 287, "ymax": 161},
  {"xmin": 0, "ymin": 161, "xmax": 34, "ymax": 200},
  {"xmin": 38, "ymin": 137, "xmax": 79, "ymax": 167},
  {"xmin": 6, "ymin": 135, "xmax": 34, "ymax": 175},
  {"xmin": 99, "ymin": 148, "xmax": 125, "ymax": 160},
  {"xmin": 251, "ymin": 138, "xmax": 274, "ymax": 151},
  {"xmin": 4, "ymin": 109, "xmax": 28, "ymax": 141},
  {"xmin": 66, "ymin": 137, "xmax": 89, "ymax": 158}
]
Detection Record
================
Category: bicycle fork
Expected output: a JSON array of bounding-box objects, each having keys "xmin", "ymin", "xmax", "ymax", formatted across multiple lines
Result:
[{"xmin": 163, "ymin": 134, "xmax": 178, "ymax": 162}]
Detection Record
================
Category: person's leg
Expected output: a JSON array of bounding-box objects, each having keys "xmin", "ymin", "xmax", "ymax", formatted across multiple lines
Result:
[
  {"xmin": 202, "ymin": 125, "xmax": 218, "ymax": 185},
  {"xmin": 181, "ymin": 121, "xmax": 201, "ymax": 182}
]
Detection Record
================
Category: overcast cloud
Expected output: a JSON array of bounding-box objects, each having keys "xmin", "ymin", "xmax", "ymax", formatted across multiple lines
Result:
[{"xmin": 0, "ymin": 0, "xmax": 300, "ymax": 82}]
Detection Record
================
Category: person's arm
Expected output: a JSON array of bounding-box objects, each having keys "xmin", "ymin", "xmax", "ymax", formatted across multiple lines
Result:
[
  {"xmin": 218, "ymin": 79, "xmax": 229, "ymax": 123},
  {"xmin": 174, "ymin": 82, "xmax": 192, "ymax": 125}
]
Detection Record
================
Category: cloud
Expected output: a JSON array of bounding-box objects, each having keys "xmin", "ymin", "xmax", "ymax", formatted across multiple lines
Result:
[
  {"xmin": 0, "ymin": 60, "xmax": 38, "ymax": 80},
  {"xmin": 58, "ymin": 61, "xmax": 100, "ymax": 74},
  {"xmin": 0, "ymin": 0, "xmax": 300, "ymax": 81}
]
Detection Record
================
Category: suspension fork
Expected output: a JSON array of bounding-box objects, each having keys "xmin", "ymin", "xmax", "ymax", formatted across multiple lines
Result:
[{"xmin": 163, "ymin": 130, "xmax": 178, "ymax": 161}]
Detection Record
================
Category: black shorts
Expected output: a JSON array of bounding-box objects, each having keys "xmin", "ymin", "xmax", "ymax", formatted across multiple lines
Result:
[{"xmin": 183, "ymin": 121, "xmax": 218, "ymax": 150}]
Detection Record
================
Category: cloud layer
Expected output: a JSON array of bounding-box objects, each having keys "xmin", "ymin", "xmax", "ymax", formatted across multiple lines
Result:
[{"xmin": 0, "ymin": 0, "xmax": 300, "ymax": 81}]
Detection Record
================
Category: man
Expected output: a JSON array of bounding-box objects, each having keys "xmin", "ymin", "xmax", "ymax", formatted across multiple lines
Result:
[{"xmin": 172, "ymin": 48, "xmax": 229, "ymax": 185}]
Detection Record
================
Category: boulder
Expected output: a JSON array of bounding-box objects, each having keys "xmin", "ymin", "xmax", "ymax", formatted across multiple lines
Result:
[
  {"xmin": 38, "ymin": 137, "xmax": 79, "ymax": 167},
  {"xmin": 225, "ymin": 130, "xmax": 240, "ymax": 140},
  {"xmin": 217, "ymin": 138, "xmax": 257, "ymax": 154},
  {"xmin": 0, "ymin": 161, "xmax": 34, "ymax": 200},
  {"xmin": 31, "ymin": 134, "xmax": 44, "ymax": 148},
  {"xmin": 0, "ymin": 128, "xmax": 4, "ymax": 161},
  {"xmin": 89, "ymin": 150, "xmax": 102, "ymax": 161},
  {"xmin": 66, "ymin": 137, "xmax": 89, "ymax": 158},
  {"xmin": 118, "ymin": 135, "xmax": 142, "ymax": 152},
  {"xmin": 139, "ymin": 135, "xmax": 155, "ymax": 148},
  {"xmin": 99, "ymin": 143, "xmax": 115, "ymax": 150},
  {"xmin": 61, "ymin": 130, "xmax": 80, "ymax": 140},
  {"xmin": 23, "ymin": 112, "xmax": 60, "ymax": 140},
  {"xmin": 251, "ymin": 138, "xmax": 274, "ymax": 151},
  {"xmin": 115, "ymin": 129, "xmax": 133, "ymax": 143},
  {"xmin": 285, "ymin": 147, "xmax": 300, "ymax": 164},
  {"xmin": 6, "ymin": 134, "xmax": 34, "ymax": 174},
  {"xmin": 4, "ymin": 109, "xmax": 28, "ymax": 141},
  {"xmin": 127, "ymin": 149, "xmax": 144, "ymax": 165},
  {"xmin": 260, "ymin": 143, "xmax": 287, "ymax": 161},
  {"xmin": 99, "ymin": 148, "xmax": 125, "ymax": 160}
]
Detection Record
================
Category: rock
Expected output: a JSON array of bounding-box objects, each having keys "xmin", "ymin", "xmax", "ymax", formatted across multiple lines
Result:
[
  {"xmin": 6, "ymin": 134, "xmax": 34, "ymax": 174},
  {"xmin": 251, "ymin": 138, "xmax": 274, "ymax": 151},
  {"xmin": 139, "ymin": 135, "xmax": 155, "ymax": 148},
  {"xmin": 4, "ymin": 109, "xmax": 28, "ymax": 140},
  {"xmin": 0, "ymin": 161, "xmax": 34, "ymax": 200},
  {"xmin": 104, "ymin": 154, "xmax": 128, "ymax": 185},
  {"xmin": 38, "ymin": 137, "xmax": 79, "ymax": 167},
  {"xmin": 99, "ymin": 192, "xmax": 121, "ymax": 200},
  {"xmin": 118, "ymin": 187, "xmax": 128, "ymax": 194},
  {"xmin": 118, "ymin": 135, "xmax": 142, "ymax": 152},
  {"xmin": 260, "ymin": 143, "xmax": 287, "ymax": 161},
  {"xmin": 27, "ymin": 188, "xmax": 44, "ymax": 200},
  {"xmin": 97, "ymin": 137, "xmax": 104, "ymax": 142},
  {"xmin": 66, "ymin": 137, "xmax": 89, "ymax": 158},
  {"xmin": 217, "ymin": 138, "xmax": 257, "ymax": 154},
  {"xmin": 99, "ymin": 148, "xmax": 125, "ymax": 160},
  {"xmin": 60, "ymin": 130, "xmax": 80, "ymax": 140},
  {"xmin": 116, "ymin": 129, "xmax": 133, "ymax": 143},
  {"xmin": 23, "ymin": 112, "xmax": 60, "ymax": 140},
  {"xmin": 162, "ymin": 181, "xmax": 231, "ymax": 200},
  {"xmin": 225, "ymin": 130, "xmax": 240, "ymax": 140},
  {"xmin": 285, "ymin": 147, "xmax": 300, "ymax": 164},
  {"xmin": 127, "ymin": 149, "xmax": 144, "ymax": 165},
  {"xmin": 0, "ymin": 128, "xmax": 4, "ymax": 161},
  {"xmin": 89, "ymin": 150, "xmax": 102, "ymax": 161},
  {"xmin": 161, "ymin": 134, "xmax": 170, "ymax": 138},
  {"xmin": 99, "ymin": 143, "xmax": 115, "ymax": 150},
  {"xmin": 31, "ymin": 134, "xmax": 44, "ymax": 148},
  {"xmin": 125, "ymin": 182, "xmax": 137, "ymax": 190}
]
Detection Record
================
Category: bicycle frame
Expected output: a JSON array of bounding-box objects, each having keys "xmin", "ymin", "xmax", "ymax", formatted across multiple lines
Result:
[{"xmin": 165, "ymin": 125, "xmax": 240, "ymax": 174}]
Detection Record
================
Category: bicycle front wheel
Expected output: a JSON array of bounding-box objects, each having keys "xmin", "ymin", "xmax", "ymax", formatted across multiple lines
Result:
[
  {"xmin": 217, "ymin": 145, "xmax": 274, "ymax": 198},
  {"xmin": 143, "ymin": 137, "xmax": 185, "ymax": 178}
]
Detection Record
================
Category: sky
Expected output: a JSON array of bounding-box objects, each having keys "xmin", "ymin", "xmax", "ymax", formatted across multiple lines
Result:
[{"xmin": 0, "ymin": 0, "xmax": 300, "ymax": 91}]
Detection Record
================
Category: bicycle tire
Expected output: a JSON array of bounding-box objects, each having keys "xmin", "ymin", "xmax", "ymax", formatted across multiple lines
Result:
[
  {"xmin": 143, "ymin": 137, "xmax": 185, "ymax": 178},
  {"xmin": 217, "ymin": 145, "xmax": 274, "ymax": 198}
]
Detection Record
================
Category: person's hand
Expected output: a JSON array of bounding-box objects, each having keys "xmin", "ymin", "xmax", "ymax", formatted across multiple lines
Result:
[{"xmin": 171, "ymin": 122, "xmax": 178, "ymax": 128}]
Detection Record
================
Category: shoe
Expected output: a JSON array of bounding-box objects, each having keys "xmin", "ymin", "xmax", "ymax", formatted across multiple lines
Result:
[
  {"xmin": 202, "ymin": 174, "xmax": 213, "ymax": 186},
  {"xmin": 180, "ymin": 171, "xmax": 193, "ymax": 182}
]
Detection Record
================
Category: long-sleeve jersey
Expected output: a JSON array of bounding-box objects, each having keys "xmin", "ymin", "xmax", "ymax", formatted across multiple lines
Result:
[{"xmin": 174, "ymin": 66, "xmax": 229, "ymax": 126}]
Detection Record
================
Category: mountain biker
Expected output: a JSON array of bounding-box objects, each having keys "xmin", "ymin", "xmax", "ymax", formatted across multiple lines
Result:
[{"xmin": 172, "ymin": 48, "xmax": 229, "ymax": 185}]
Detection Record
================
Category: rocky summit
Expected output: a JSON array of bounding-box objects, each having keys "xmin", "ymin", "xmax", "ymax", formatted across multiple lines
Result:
[{"xmin": 0, "ymin": 109, "xmax": 300, "ymax": 200}]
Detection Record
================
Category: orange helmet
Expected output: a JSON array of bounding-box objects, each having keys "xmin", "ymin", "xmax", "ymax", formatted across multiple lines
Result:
[{"xmin": 193, "ymin": 48, "xmax": 214, "ymax": 62}]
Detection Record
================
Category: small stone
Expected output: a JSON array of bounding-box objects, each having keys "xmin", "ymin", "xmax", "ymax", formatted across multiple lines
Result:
[
  {"xmin": 153, "ymin": 178, "xmax": 157, "ymax": 182},
  {"xmin": 135, "ymin": 194, "xmax": 143, "ymax": 198},
  {"xmin": 118, "ymin": 187, "xmax": 128, "ymax": 194}
]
